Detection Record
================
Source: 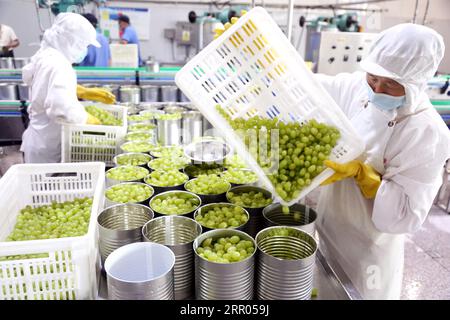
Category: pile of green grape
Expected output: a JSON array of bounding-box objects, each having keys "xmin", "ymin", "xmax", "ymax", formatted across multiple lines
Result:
[
  {"xmin": 184, "ymin": 164, "xmax": 224, "ymax": 178},
  {"xmin": 121, "ymin": 141, "xmax": 155, "ymax": 153},
  {"xmin": 85, "ymin": 105, "xmax": 122, "ymax": 126},
  {"xmin": 217, "ymin": 106, "xmax": 340, "ymax": 202},
  {"xmin": 139, "ymin": 111, "xmax": 162, "ymax": 120},
  {"xmin": 106, "ymin": 183, "xmax": 153, "ymax": 203},
  {"xmin": 185, "ymin": 174, "xmax": 230, "ymax": 195},
  {"xmin": 224, "ymin": 154, "xmax": 248, "ymax": 169},
  {"xmin": 148, "ymin": 157, "xmax": 190, "ymax": 171},
  {"xmin": 221, "ymin": 169, "xmax": 258, "ymax": 185},
  {"xmin": 106, "ymin": 165, "xmax": 149, "ymax": 182},
  {"xmin": 154, "ymin": 113, "xmax": 182, "ymax": 120},
  {"xmin": 128, "ymin": 123, "xmax": 155, "ymax": 132},
  {"xmin": 150, "ymin": 192, "xmax": 200, "ymax": 215},
  {"xmin": 125, "ymin": 131, "xmax": 153, "ymax": 142},
  {"xmin": 144, "ymin": 170, "xmax": 188, "ymax": 187},
  {"xmin": 150, "ymin": 146, "xmax": 184, "ymax": 158},
  {"xmin": 196, "ymin": 236, "xmax": 255, "ymax": 263},
  {"xmin": 115, "ymin": 153, "xmax": 151, "ymax": 166},
  {"xmin": 128, "ymin": 114, "xmax": 149, "ymax": 122},
  {"xmin": 195, "ymin": 204, "xmax": 248, "ymax": 229},
  {"xmin": 5, "ymin": 197, "xmax": 92, "ymax": 241},
  {"xmin": 227, "ymin": 190, "xmax": 273, "ymax": 208}
]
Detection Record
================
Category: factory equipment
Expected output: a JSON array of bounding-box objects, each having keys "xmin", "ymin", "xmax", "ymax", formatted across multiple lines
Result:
[{"xmin": 37, "ymin": 0, "xmax": 104, "ymax": 15}]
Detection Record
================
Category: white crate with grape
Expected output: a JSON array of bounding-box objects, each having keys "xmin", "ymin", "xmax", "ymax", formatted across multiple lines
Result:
[
  {"xmin": 175, "ymin": 7, "xmax": 365, "ymax": 205},
  {"xmin": 61, "ymin": 102, "xmax": 128, "ymax": 167},
  {"xmin": 0, "ymin": 162, "xmax": 105, "ymax": 300}
]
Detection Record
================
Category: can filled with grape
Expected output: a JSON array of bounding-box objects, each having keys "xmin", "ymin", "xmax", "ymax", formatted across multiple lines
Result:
[
  {"xmin": 262, "ymin": 203, "xmax": 317, "ymax": 236},
  {"xmin": 193, "ymin": 229, "xmax": 256, "ymax": 300},
  {"xmin": 142, "ymin": 216, "xmax": 202, "ymax": 300},
  {"xmin": 193, "ymin": 203, "xmax": 250, "ymax": 232},
  {"xmin": 113, "ymin": 152, "xmax": 152, "ymax": 168},
  {"xmin": 105, "ymin": 165, "xmax": 150, "ymax": 187},
  {"xmin": 104, "ymin": 242, "xmax": 175, "ymax": 300},
  {"xmin": 255, "ymin": 226, "xmax": 317, "ymax": 300},
  {"xmin": 144, "ymin": 170, "xmax": 189, "ymax": 195},
  {"xmin": 184, "ymin": 176, "xmax": 231, "ymax": 205},
  {"xmin": 98, "ymin": 204, "xmax": 154, "ymax": 264},
  {"xmin": 226, "ymin": 185, "xmax": 273, "ymax": 238},
  {"xmin": 105, "ymin": 182, "xmax": 154, "ymax": 207},
  {"xmin": 149, "ymin": 190, "xmax": 202, "ymax": 218}
]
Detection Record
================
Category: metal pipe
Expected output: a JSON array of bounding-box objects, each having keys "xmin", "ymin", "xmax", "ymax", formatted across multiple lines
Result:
[
  {"xmin": 412, "ymin": 0, "xmax": 420, "ymax": 24},
  {"xmin": 422, "ymin": 0, "xmax": 430, "ymax": 25},
  {"xmin": 287, "ymin": 0, "xmax": 295, "ymax": 43}
]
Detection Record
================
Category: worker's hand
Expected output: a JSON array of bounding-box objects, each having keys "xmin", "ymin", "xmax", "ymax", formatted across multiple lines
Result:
[
  {"xmin": 213, "ymin": 10, "xmax": 247, "ymax": 39},
  {"xmin": 86, "ymin": 113, "xmax": 101, "ymax": 125},
  {"xmin": 321, "ymin": 160, "xmax": 381, "ymax": 199},
  {"xmin": 77, "ymin": 85, "xmax": 116, "ymax": 104}
]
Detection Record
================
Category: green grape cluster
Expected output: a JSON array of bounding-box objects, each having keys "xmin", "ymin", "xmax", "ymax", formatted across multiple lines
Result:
[
  {"xmin": 85, "ymin": 105, "xmax": 122, "ymax": 126},
  {"xmin": 106, "ymin": 183, "xmax": 153, "ymax": 203},
  {"xmin": 150, "ymin": 192, "xmax": 200, "ymax": 215},
  {"xmin": 115, "ymin": 153, "xmax": 151, "ymax": 166},
  {"xmin": 128, "ymin": 114, "xmax": 149, "ymax": 122},
  {"xmin": 5, "ymin": 197, "xmax": 92, "ymax": 241},
  {"xmin": 184, "ymin": 164, "xmax": 224, "ymax": 177},
  {"xmin": 151, "ymin": 146, "xmax": 184, "ymax": 158},
  {"xmin": 148, "ymin": 157, "xmax": 190, "ymax": 171},
  {"xmin": 106, "ymin": 165, "xmax": 149, "ymax": 181},
  {"xmin": 195, "ymin": 204, "xmax": 248, "ymax": 229},
  {"xmin": 125, "ymin": 131, "xmax": 153, "ymax": 142},
  {"xmin": 121, "ymin": 141, "xmax": 155, "ymax": 153},
  {"xmin": 221, "ymin": 169, "xmax": 258, "ymax": 185},
  {"xmin": 196, "ymin": 236, "xmax": 255, "ymax": 263},
  {"xmin": 140, "ymin": 111, "xmax": 162, "ymax": 120},
  {"xmin": 216, "ymin": 106, "xmax": 340, "ymax": 202},
  {"xmin": 185, "ymin": 174, "xmax": 230, "ymax": 195},
  {"xmin": 224, "ymin": 154, "xmax": 248, "ymax": 169},
  {"xmin": 227, "ymin": 190, "xmax": 273, "ymax": 208},
  {"xmin": 154, "ymin": 113, "xmax": 182, "ymax": 120},
  {"xmin": 128, "ymin": 123, "xmax": 155, "ymax": 132},
  {"xmin": 144, "ymin": 170, "xmax": 188, "ymax": 187}
]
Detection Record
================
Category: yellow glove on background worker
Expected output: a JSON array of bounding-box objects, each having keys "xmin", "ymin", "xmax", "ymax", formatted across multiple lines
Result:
[
  {"xmin": 321, "ymin": 160, "xmax": 381, "ymax": 199},
  {"xmin": 214, "ymin": 11, "xmax": 247, "ymax": 39},
  {"xmin": 77, "ymin": 84, "xmax": 116, "ymax": 104}
]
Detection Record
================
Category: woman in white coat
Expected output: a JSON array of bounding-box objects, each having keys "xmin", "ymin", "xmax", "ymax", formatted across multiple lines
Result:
[
  {"xmin": 316, "ymin": 23, "xmax": 450, "ymax": 299},
  {"xmin": 20, "ymin": 13, "xmax": 113, "ymax": 163}
]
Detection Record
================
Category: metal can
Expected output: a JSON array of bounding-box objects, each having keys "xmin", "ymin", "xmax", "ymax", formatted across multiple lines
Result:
[
  {"xmin": 156, "ymin": 117, "xmax": 182, "ymax": 146},
  {"xmin": 142, "ymin": 216, "xmax": 202, "ymax": 300},
  {"xmin": 113, "ymin": 152, "xmax": 152, "ymax": 168},
  {"xmin": 149, "ymin": 190, "xmax": 202, "ymax": 218},
  {"xmin": 144, "ymin": 172, "xmax": 189, "ymax": 195},
  {"xmin": 98, "ymin": 204, "xmax": 154, "ymax": 264},
  {"xmin": 160, "ymin": 85, "xmax": 178, "ymax": 102},
  {"xmin": 184, "ymin": 178, "xmax": 231, "ymax": 205},
  {"xmin": 193, "ymin": 229, "xmax": 256, "ymax": 300},
  {"xmin": 105, "ymin": 165, "xmax": 150, "ymax": 187},
  {"xmin": 140, "ymin": 85, "xmax": 159, "ymax": 102},
  {"xmin": 0, "ymin": 83, "xmax": 18, "ymax": 100},
  {"xmin": 262, "ymin": 203, "xmax": 317, "ymax": 236},
  {"xmin": 120, "ymin": 85, "xmax": 141, "ymax": 104},
  {"xmin": 182, "ymin": 110, "xmax": 203, "ymax": 145},
  {"xmin": 104, "ymin": 182, "xmax": 154, "ymax": 208},
  {"xmin": 193, "ymin": 202, "xmax": 249, "ymax": 232},
  {"xmin": 255, "ymin": 226, "xmax": 317, "ymax": 300},
  {"xmin": 104, "ymin": 242, "xmax": 175, "ymax": 300}
]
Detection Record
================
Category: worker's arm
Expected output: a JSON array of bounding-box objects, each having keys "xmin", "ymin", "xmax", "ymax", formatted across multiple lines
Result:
[
  {"xmin": 372, "ymin": 122, "xmax": 450, "ymax": 234},
  {"xmin": 119, "ymin": 39, "xmax": 128, "ymax": 44},
  {"xmin": 6, "ymin": 38, "xmax": 19, "ymax": 49}
]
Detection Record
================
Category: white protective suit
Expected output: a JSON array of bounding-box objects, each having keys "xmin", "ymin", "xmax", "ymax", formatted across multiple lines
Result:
[
  {"xmin": 20, "ymin": 13, "xmax": 100, "ymax": 163},
  {"xmin": 316, "ymin": 24, "xmax": 450, "ymax": 299}
]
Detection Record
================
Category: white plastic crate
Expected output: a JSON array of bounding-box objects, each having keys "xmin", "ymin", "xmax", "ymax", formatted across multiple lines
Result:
[
  {"xmin": 61, "ymin": 102, "xmax": 128, "ymax": 167},
  {"xmin": 176, "ymin": 7, "xmax": 365, "ymax": 205},
  {"xmin": 0, "ymin": 162, "xmax": 105, "ymax": 300}
]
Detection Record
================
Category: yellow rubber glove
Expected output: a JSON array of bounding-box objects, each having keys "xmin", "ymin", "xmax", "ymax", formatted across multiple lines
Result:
[
  {"xmin": 213, "ymin": 10, "xmax": 247, "ymax": 39},
  {"xmin": 77, "ymin": 85, "xmax": 116, "ymax": 104},
  {"xmin": 86, "ymin": 113, "xmax": 101, "ymax": 125},
  {"xmin": 321, "ymin": 160, "xmax": 381, "ymax": 199}
]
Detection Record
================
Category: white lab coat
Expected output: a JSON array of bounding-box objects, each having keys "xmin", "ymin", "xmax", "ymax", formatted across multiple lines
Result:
[{"xmin": 316, "ymin": 71, "xmax": 450, "ymax": 299}]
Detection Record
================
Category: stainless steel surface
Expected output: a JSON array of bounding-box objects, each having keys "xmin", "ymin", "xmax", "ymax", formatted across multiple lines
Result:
[
  {"xmin": 193, "ymin": 229, "xmax": 255, "ymax": 300},
  {"xmin": 0, "ymin": 57, "xmax": 14, "ymax": 69},
  {"xmin": 183, "ymin": 139, "xmax": 231, "ymax": 164},
  {"xmin": 0, "ymin": 83, "xmax": 18, "ymax": 100},
  {"xmin": 17, "ymin": 84, "xmax": 29, "ymax": 101},
  {"xmin": 120, "ymin": 85, "xmax": 141, "ymax": 104},
  {"xmin": 104, "ymin": 242, "xmax": 175, "ymax": 300},
  {"xmin": 256, "ymin": 226, "xmax": 317, "ymax": 300},
  {"xmin": 104, "ymin": 182, "xmax": 154, "ymax": 208},
  {"xmin": 182, "ymin": 110, "xmax": 203, "ymax": 145},
  {"xmin": 263, "ymin": 203, "xmax": 317, "ymax": 236},
  {"xmin": 179, "ymin": 90, "xmax": 190, "ymax": 102},
  {"xmin": 113, "ymin": 152, "xmax": 152, "ymax": 168},
  {"xmin": 13, "ymin": 58, "xmax": 30, "ymax": 69},
  {"xmin": 142, "ymin": 216, "xmax": 202, "ymax": 300},
  {"xmin": 226, "ymin": 185, "xmax": 273, "ymax": 238},
  {"xmin": 160, "ymin": 85, "xmax": 178, "ymax": 102},
  {"xmin": 185, "ymin": 178, "xmax": 230, "ymax": 204},
  {"xmin": 194, "ymin": 202, "xmax": 249, "ymax": 232},
  {"xmin": 140, "ymin": 85, "xmax": 159, "ymax": 102},
  {"xmin": 149, "ymin": 190, "xmax": 201, "ymax": 217},
  {"xmin": 98, "ymin": 203, "xmax": 154, "ymax": 264},
  {"xmin": 156, "ymin": 118, "xmax": 182, "ymax": 146}
]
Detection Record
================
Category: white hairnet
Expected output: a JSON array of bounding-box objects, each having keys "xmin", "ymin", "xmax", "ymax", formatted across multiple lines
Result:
[
  {"xmin": 41, "ymin": 12, "xmax": 100, "ymax": 63},
  {"xmin": 360, "ymin": 23, "xmax": 445, "ymax": 109}
]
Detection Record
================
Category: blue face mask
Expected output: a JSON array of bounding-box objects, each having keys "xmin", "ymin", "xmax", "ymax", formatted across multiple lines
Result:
[
  {"xmin": 74, "ymin": 47, "xmax": 88, "ymax": 64},
  {"xmin": 366, "ymin": 81, "xmax": 406, "ymax": 111}
]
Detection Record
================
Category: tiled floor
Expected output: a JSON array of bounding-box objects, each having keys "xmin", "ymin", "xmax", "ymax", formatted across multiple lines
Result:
[{"xmin": 1, "ymin": 145, "xmax": 450, "ymax": 299}]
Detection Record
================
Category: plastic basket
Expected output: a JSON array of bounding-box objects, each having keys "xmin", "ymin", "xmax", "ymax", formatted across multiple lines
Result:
[
  {"xmin": 0, "ymin": 162, "xmax": 105, "ymax": 300},
  {"xmin": 175, "ymin": 7, "xmax": 365, "ymax": 205},
  {"xmin": 61, "ymin": 102, "xmax": 128, "ymax": 167}
]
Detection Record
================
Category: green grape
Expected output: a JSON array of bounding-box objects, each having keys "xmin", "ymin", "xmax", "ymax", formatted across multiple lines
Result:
[
  {"xmin": 227, "ymin": 190, "xmax": 273, "ymax": 208},
  {"xmin": 154, "ymin": 113, "xmax": 182, "ymax": 120},
  {"xmin": 115, "ymin": 153, "xmax": 151, "ymax": 166},
  {"xmin": 106, "ymin": 165, "xmax": 149, "ymax": 182},
  {"xmin": 282, "ymin": 205, "xmax": 290, "ymax": 214},
  {"xmin": 5, "ymin": 197, "xmax": 93, "ymax": 242},
  {"xmin": 150, "ymin": 192, "xmax": 200, "ymax": 215},
  {"xmin": 150, "ymin": 146, "xmax": 184, "ymax": 158},
  {"xmin": 185, "ymin": 174, "xmax": 230, "ymax": 195},
  {"xmin": 85, "ymin": 105, "xmax": 122, "ymax": 126},
  {"xmin": 194, "ymin": 204, "xmax": 248, "ymax": 229},
  {"xmin": 139, "ymin": 111, "xmax": 162, "ymax": 120},
  {"xmin": 144, "ymin": 170, "xmax": 188, "ymax": 187},
  {"xmin": 121, "ymin": 141, "xmax": 156, "ymax": 153},
  {"xmin": 196, "ymin": 235, "xmax": 255, "ymax": 263},
  {"xmin": 148, "ymin": 156, "xmax": 190, "ymax": 171},
  {"xmin": 221, "ymin": 169, "xmax": 258, "ymax": 185},
  {"xmin": 184, "ymin": 164, "xmax": 224, "ymax": 178},
  {"xmin": 128, "ymin": 115, "xmax": 149, "ymax": 122},
  {"xmin": 128, "ymin": 123, "xmax": 155, "ymax": 132},
  {"xmin": 224, "ymin": 154, "xmax": 248, "ymax": 169},
  {"xmin": 106, "ymin": 183, "xmax": 153, "ymax": 203},
  {"xmin": 125, "ymin": 131, "xmax": 153, "ymax": 142}
]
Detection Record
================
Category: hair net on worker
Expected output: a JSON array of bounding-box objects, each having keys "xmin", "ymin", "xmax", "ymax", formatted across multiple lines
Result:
[
  {"xmin": 41, "ymin": 12, "xmax": 100, "ymax": 63},
  {"xmin": 360, "ymin": 23, "xmax": 445, "ymax": 109}
]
